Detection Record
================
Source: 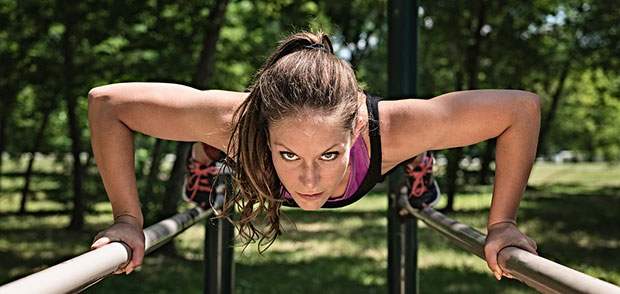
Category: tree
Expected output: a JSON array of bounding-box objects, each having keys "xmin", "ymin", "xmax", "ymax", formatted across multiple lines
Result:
[
  {"xmin": 0, "ymin": 0, "xmax": 53, "ymax": 191},
  {"xmin": 162, "ymin": 0, "xmax": 231, "ymax": 227},
  {"xmin": 419, "ymin": 0, "xmax": 491, "ymax": 211}
]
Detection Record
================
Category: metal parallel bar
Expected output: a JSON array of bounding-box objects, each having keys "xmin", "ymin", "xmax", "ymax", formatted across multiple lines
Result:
[
  {"xmin": 145, "ymin": 195, "xmax": 224, "ymax": 255},
  {"xmin": 0, "ymin": 199, "xmax": 223, "ymax": 294},
  {"xmin": 397, "ymin": 194, "xmax": 620, "ymax": 294}
]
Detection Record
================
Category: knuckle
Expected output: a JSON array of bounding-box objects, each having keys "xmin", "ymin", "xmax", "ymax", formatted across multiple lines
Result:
[{"xmin": 485, "ymin": 243, "xmax": 500, "ymax": 252}]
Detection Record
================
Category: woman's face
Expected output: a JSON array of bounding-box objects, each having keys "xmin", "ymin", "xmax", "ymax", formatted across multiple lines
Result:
[{"xmin": 268, "ymin": 111, "xmax": 355, "ymax": 210}]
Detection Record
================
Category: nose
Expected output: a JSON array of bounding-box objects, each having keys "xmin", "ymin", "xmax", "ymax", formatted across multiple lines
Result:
[{"xmin": 300, "ymin": 162, "xmax": 320, "ymax": 190}]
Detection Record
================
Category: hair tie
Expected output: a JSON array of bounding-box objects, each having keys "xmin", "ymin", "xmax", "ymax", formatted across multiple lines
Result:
[{"xmin": 303, "ymin": 43, "xmax": 329, "ymax": 53}]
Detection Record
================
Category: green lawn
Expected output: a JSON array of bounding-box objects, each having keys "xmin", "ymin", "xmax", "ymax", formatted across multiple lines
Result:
[{"xmin": 1, "ymin": 162, "xmax": 619, "ymax": 293}]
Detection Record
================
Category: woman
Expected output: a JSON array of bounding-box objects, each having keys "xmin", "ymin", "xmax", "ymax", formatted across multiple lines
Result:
[{"xmin": 88, "ymin": 32, "xmax": 539, "ymax": 281}]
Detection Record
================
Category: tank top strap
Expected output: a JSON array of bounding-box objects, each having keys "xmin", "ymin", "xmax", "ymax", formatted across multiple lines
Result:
[{"xmin": 318, "ymin": 92, "xmax": 383, "ymax": 208}]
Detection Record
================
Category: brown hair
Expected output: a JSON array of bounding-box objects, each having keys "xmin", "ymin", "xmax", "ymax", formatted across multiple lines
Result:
[{"xmin": 224, "ymin": 32, "xmax": 362, "ymax": 253}]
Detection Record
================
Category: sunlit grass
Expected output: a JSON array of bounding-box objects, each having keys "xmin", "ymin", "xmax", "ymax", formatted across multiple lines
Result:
[{"xmin": 529, "ymin": 162, "xmax": 620, "ymax": 187}]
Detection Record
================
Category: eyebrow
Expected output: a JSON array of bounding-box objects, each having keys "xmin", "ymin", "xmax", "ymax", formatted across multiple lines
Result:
[{"xmin": 273, "ymin": 142, "xmax": 342, "ymax": 154}]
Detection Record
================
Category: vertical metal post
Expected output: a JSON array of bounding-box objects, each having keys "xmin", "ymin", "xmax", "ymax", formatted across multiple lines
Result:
[
  {"xmin": 205, "ymin": 170, "xmax": 235, "ymax": 294},
  {"xmin": 387, "ymin": 0, "xmax": 419, "ymax": 293}
]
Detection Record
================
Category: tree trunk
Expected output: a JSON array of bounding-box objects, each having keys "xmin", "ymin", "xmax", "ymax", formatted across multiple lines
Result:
[
  {"xmin": 192, "ymin": 0, "xmax": 230, "ymax": 89},
  {"xmin": 0, "ymin": 114, "xmax": 6, "ymax": 192},
  {"xmin": 158, "ymin": 0, "xmax": 230, "ymax": 254},
  {"xmin": 444, "ymin": 70, "xmax": 464, "ymax": 212},
  {"xmin": 19, "ymin": 106, "xmax": 53, "ymax": 214},
  {"xmin": 444, "ymin": 0, "xmax": 486, "ymax": 212},
  {"xmin": 466, "ymin": 0, "xmax": 486, "ymax": 91},
  {"xmin": 538, "ymin": 63, "xmax": 570, "ymax": 156},
  {"xmin": 164, "ymin": 0, "xmax": 229, "ymax": 215},
  {"xmin": 63, "ymin": 2, "xmax": 85, "ymax": 230},
  {"xmin": 477, "ymin": 138, "xmax": 496, "ymax": 185},
  {"xmin": 444, "ymin": 148, "xmax": 462, "ymax": 212},
  {"xmin": 144, "ymin": 138, "xmax": 163, "ymax": 200},
  {"xmin": 67, "ymin": 80, "xmax": 85, "ymax": 230}
]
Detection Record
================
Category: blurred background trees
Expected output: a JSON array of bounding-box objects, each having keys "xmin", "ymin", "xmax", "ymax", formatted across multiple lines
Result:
[{"xmin": 1, "ymin": 0, "xmax": 619, "ymax": 218}]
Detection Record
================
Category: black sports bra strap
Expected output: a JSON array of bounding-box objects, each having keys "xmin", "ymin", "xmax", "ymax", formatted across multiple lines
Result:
[
  {"xmin": 364, "ymin": 92, "xmax": 384, "ymax": 184},
  {"xmin": 318, "ymin": 92, "xmax": 383, "ymax": 208}
]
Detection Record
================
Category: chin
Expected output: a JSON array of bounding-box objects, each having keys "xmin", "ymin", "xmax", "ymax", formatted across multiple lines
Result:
[
  {"xmin": 295, "ymin": 199, "xmax": 326, "ymax": 211},
  {"xmin": 299, "ymin": 205, "xmax": 321, "ymax": 211}
]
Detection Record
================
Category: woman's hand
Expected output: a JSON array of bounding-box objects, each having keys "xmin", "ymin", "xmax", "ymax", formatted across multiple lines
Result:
[
  {"xmin": 484, "ymin": 222, "xmax": 537, "ymax": 280},
  {"xmin": 91, "ymin": 215, "xmax": 145, "ymax": 275}
]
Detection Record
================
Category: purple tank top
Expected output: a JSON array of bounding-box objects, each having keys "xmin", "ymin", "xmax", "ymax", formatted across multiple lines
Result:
[{"xmin": 282, "ymin": 135, "xmax": 370, "ymax": 202}]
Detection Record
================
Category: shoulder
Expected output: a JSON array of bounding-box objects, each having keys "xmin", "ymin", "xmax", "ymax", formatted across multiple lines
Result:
[
  {"xmin": 195, "ymin": 89, "xmax": 249, "ymax": 143},
  {"xmin": 203, "ymin": 90, "xmax": 248, "ymax": 120},
  {"xmin": 377, "ymin": 98, "xmax": 436, "ymax": 172},
  {"xmin": 201, "ymin": 89, "xmax": 248, "ymax": 108}
]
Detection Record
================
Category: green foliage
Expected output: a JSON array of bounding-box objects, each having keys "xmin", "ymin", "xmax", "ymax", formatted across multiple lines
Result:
[
  {"xmin": 550, "ymin": 70, "xmax": 620, "ymax": 160},
  {"xmin": 417, "ymin": 0, "xmax": 619, "ymax": 161},
  {"xmin": 1, "ymin": 0, "xmax": 619, "ymax": 231}
]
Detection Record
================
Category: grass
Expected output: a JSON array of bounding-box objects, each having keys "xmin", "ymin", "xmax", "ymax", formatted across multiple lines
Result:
[{"xmin": 1, "ymin": 161, "xmax": 619, "ymax": 293}]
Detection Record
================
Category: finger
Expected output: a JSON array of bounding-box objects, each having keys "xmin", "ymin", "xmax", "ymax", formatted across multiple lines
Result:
[
  {"xmin": 503, "ymin": 272, "xmax": 514, "ymax": 279},
  {"xmin": 114, "ymin": 260, "xmax": 134, "ymax": 275},
  {"xmin": 485, "ymin": 246, "xmax": 502, "ymax": 280},
  {"xmin": 91, "ymin": 237, "xmax": 111, "ymax": 250},
  {"xmin": 125, "ymin": 261, "xmax": 135, "ymax": 275},
  {"xmin": 518, "ymin": 239, "xmax": 538, "ymax": 256},
  {"xmin": 525, "ymin": 244, "xmax": 539, "ymax": 256},
  {"xmin": 131, "ymin": 242, "xmax": 145, "ymax": 269},
  {"xmin": 528, "ymin": 238, "xmax": 538, "ymax": 252},
  {"xmin": 92, "ymin": 231, "xmax": 106, "ymax": 244}
]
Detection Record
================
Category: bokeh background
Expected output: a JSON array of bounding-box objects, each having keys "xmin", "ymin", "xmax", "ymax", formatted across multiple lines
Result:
[{"xmin": 1, "ymin": 0, "xmax": 619, "ymax": 293}]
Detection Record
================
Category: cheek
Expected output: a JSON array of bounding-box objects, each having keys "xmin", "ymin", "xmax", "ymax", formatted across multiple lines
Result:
[
  {"xmin": 270, "ymin": 157, "xmax": 286, "ymax": 176},
  {"xmin": 270, "ymin": 156, "xmax": 296, "ymax": 185},
  {"xmin": 324, "ymin": 156, "xmax": 350, "ymax": 184}
]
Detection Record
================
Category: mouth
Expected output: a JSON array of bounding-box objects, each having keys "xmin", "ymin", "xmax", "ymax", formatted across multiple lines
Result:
[{"xmin": 297, "ymin": 192, "xmax": 323, "ymax": 201}]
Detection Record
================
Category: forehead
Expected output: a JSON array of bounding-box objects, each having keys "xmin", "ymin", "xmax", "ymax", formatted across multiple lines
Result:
[{"xmin": 268, "ymin": 112, "xmax": 350, "ymax": 148}]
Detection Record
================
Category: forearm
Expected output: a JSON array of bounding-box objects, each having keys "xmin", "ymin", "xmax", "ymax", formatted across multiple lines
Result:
[
  {"xmin": 88, "ymin": 91, "xmax": 143, "ymax": 227},
  {"xmin": 488, "ymin": 94, "xmax": 541, "ymax": 228}
]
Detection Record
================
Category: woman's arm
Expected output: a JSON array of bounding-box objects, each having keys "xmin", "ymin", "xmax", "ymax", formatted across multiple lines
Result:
[
  {"xmin": 87, "ymin": 82, "xmax": 245, "ymax": 273},
  {"xmin": 381, "ymin": 89, "xmax": 541, "ymax": 279},
  {"xmin": 381, "ymin": 89, "xmax": 541, "ymax": 160},
  {"xmin": 88, "ymin": 83, "xmax": 245, "ymax": 147}
]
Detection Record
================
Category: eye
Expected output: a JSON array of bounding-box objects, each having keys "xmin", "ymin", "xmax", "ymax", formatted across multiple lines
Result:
[
  {"xmin": 280, "ymin": 151, "xmax": 299, "ymax": 161},
  {"xmin": 321, "ymin": 152, "xmax": 339, "ymax": 161}
]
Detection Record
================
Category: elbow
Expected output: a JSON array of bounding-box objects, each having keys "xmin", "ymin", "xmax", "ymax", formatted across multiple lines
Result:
[
  {"xmin": 528, "ymin": 92, "xmax": 541, "ymax": 117},
  {"xmin": 88, "ymin": 86, "xmax": 116, "ymax": 122},
  {"xmin": 88, "ymin": 86, "xmax": 111, "ymax": 104},
  {"xmin": 527, "ymin": 92, "xmax": 541, "ymax": 110},
  {"xmin": 88, "ymin": 87, "xmax": 106, "ymax": 116},
  {"xmin": 516, "ymin": 91, "xmax": 541, "ymax": 120},
  {"xmin": 88, "ymin": 86, "xmax": 106, "ymax": 106}
]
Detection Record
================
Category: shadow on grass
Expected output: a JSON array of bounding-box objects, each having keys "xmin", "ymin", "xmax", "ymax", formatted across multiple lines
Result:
[
  {"xmin": 516, "ymin": 184, "xmax": 620, "ymax": 281},
  {"xmin": 3, "ymin": 181, "xmax": 619, "ymax": 292},
  {"xmin": 282, "ymin": 209, "xmax": 385, "ymax": 221},
  {"xmin": 85, "ymin": 256, "xmax": 384, "ymax": 294},
  {"xmin": 83, "ymin": 254, "xmax": 533, "ymax": 294},
  {"xmin": 1, "ymin": 209, "xmax": 71, "ymax": 217},
  {"xmin": 0, "ymin": 226, "xmax": 101, "ymax": 284},
  {"xmin": 420, "ymin": 265, "xmax": 534, "ymax": 294}
]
